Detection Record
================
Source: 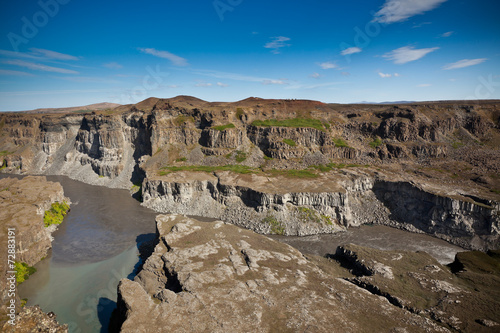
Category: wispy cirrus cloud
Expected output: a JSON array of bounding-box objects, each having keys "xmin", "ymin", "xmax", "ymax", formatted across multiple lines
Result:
[
  {"xmin": 262, "ymin": 79, "xmax": 288, "ymax": 85},
  {"xmin": 442, "ymin": 58, "xmax": 487, "ymax": 70},
  {"xmin": 3, "ymin": 59, "xmax": 79, "ymax": 74},
  {"xmin": 309, "ymin": 72, "xmax": 321, "ymax": 79},
  {"xmin": 0, "ymin": 69, "xmax": 35, "ymax": 76},
  {"xmin": 341, "ymin": 47, "xmax": 362, "ymax": 56},
  {"xmin": 264, "ymin": 36, "xmax": 291, "ymax": 54},
  {"xmin": 383, "ymin": 46, "xmax": 439, "ymax": 64},
  {"xmin": 216, "ymin": 82, "xmax": 228, "ymax": 87},
  {"xmin": 440, "ymin": 31, "xmax": 454, "ymax": 38},
  {"xmin": 417, "ymin": 83, "xmax": 432, "ymax": 87},
  {"xmin": 318, "ymin": 61, "xmax": 338, "ymax": 69},
  {"xmin": 190, "ymin": 68, "xmax": 287, "ymax": 86},
  {"xmin": 138, "ymin": 48, "xmax": 188, "ymax": 66},
  {"xmin": 29, "ymin": 48, "xmax": 79, "ymax": 61},
  {"xmin": 103, "ymin": 62, "xmax": 123, "ymax": 69},
  {"xmin": 373, "ymin": 0, "xmax": 448, "ymax": 24}
]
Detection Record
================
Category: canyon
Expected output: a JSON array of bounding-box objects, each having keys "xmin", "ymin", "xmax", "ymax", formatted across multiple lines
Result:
[{"xmin": 1, "ymin": 97, "xmax": 499, "ymax": 250}]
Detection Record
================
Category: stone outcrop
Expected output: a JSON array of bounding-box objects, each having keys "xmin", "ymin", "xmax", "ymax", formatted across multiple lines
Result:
[
  {"xmin": 2, "ymin": 305, "xmax": 67, "ymax": 333},
  {"xmin": 115, "ymin": 214, "xmax": 449, "ymax": 332},
  {"xmin": 0, "ymin": 176, "xmax": 69, "ymax": 328},
  {"xmin": 141, "ymin": 170, "xmax": 500, "ymax": 250}
]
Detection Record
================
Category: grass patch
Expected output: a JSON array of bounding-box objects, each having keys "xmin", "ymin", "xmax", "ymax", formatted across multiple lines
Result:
[
  {"xmin": 236, "ymin": 108, "xmax": 244, "ymax": 120},
  {"xmin": 251, "ymin": 117, "xmax": 326, "ymax": 131},
  {"xmin": 369, "ymin": 137, "xmax": 383, "ymax": 148},
  {"xmin": 452, "ymin": 141, "xmax": 464, "ymax": 149},
  {"xmin": 159, "ymin": 164, "xmax": 256, "ymax": 176},
  {"xmin": 43, "ymin": 201, "xmax": 70, "ymax": 228},
  {"xmin": 174, "ymin": 115, "xmax": 194, "ymax": 126},
  {"xmin": 311, "ymin": 163, "xmax": 362, "ymax": 172},
  {"xmin": 212, "ymin": 123, "xmax": 235, "ymax": 131},
  {"xmin": 490, "ymin": 189, "xmax": 500, "ymax": 195},
  {"xmin": 15, "ymin": 262, "xmax": 36, "ymax": 284},
  {"xmin": 235, "ymin": 150, "xmax": 247, "ymax": 163},
  {"xmin": 283, "ymin": 139, "xmax": 297, "ymax": 147},
  {"xmin": 268, "ymin": 169, "xmax": 318, "ymax": 179},
  {"xmin": 0, "ymin": 150, "xmax": 12, "ymax": 157},
  {"xmin": 262, "ymin": 215, "xmax": 285, "ymax": 235},
  {"xmin": 333, "ymin": 138, "xmax": 349, "ymax": 148},
  {"xmin": 0, "ymin": 159, "xmax": 6, "ymax": 170},
  {"xmin": 296, "ymin": 206, "xmax": 333, "ymax": 225},
  {"xmin": 175, "ymin": 157, "xmax": 187, "ymax": 162},
  {"xmin": 263, "ymin": 155, "xmax": 273, "ymax": 160}
]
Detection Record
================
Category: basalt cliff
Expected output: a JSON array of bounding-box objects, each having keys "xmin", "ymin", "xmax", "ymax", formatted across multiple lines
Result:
[{"xmin": 1, "ymin": 97, "xmax": 499, "ymax": 250}]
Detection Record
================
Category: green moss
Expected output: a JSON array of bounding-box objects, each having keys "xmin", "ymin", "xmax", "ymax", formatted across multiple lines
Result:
[
  {"xmin": 296, "ymin": 207, "xmax": 333, "ymax": 225},
  {"xmin": 0, "ymin": 150, "xmax": 12, "ymax": 156},
  {"xmin": 251, "ymin": 118, "xmax": 326, "ymax": 131},
  {"xmin": 236, "ymin": 108, "xmax": 244, "ymax": 120},
  {"xmin": 0, "ymin": 159, "xmax": 6, "ymax": 170},
  {"xmin": 20, "ymin": 299, "xmax": 28, "ymax": 307},
  {"xmin": 263, "ymin": 155, "xmax": 273, "ymax": 160},
  {"xmin": 283, "ymin": 139, "xmax": 297, "ymax": 147},
  {"xmin": 369, "ymin": 137, "xmax": 383, "ymax": 148},
  {"xmin": 159, "ymin": 165, "xmax": 257, "ymax": 176},
  {"xmin": 14, "ymin": 262, "xmax": 36, "ymax": 284},
  {"xmin": 175, "ymin": 157, "xmax": 187, "ymax": 162},
  {"xmin": 268, "ymin": 169, "xmax": 319, "ymax": 179},
  {"xmin": 262, "ymin": 215, "xmax": 285, "ymax": 235},
  {"xmin": 235, "ymin": 150, "xmax": 247, "ymax": 163},
  {"xmin": 174, "ymin": 115, "xmax": 194, "ymax": 126},
  {"xmin": 333, "ymin": 138, "xmax": 349, "ymax": 148},
  {"xmin": 43, "ymin": 201, "xmax": 70, "ymax": 228},
  {"xmin": 212, "ymin": 123, "xmax": 235, "ymax": 131}
]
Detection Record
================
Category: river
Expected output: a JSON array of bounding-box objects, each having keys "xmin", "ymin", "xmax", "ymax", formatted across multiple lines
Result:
[{"xmin": 1, "ymin": 174, "xmax": 464, "ymax": 332}]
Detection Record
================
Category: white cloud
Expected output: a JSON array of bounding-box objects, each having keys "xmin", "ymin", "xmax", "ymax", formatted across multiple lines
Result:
[
  {"xmin": 29, "ymin": 48, "xmax": 79, "ymax": 61},
  {"xmin": 341, "ymin": 72, "xmax": 351, "ymax": 76},
  {"xmin": 167, "ymin": 84, "xmax": 179, "ymax": 88},
  {"xmin": 103, "ymin": 62, "xmax": 123, "ymax": 69},
  {"xmin": 442, "ymin": 58, "xmax": 487, "ymax": 70},
  {"xmin": 309, "ymin": 72, "xmax": 321, "ymax": 79},
  {"xmin": 373, "ymin": 0, "xmax": 448, "ymax": 24},
  {"xmin": 195, "ymin": 82, "xmax": 213, "ymax": 87},
  {"xmin": 4, "ymin": 59, "xmax": 79, "ymax": 74},
  {"xmin": 412, "ymin": 22, "xmax": 432, "ymax": 28},
  {"xmin": 378, "ymin": 72, "xmax": 392, "ymax": 78},
  {"xmin": 441, "ymin": 31, "xmax": 454, "ymax": 37},
  {"xmin": 417, "ymin": 83, "xmax": 432, "ymax": 87},
  {"xmin": 264, "ymin": 36, "xmax": 291, "ymax": 54},
  {"xmin": 262, "ymin": 79, "xmax": 287, "ymax": 85},
  {"xmin": 286, "ymin": 81, "xmax": 344, "ymax": 90},
  {"xmin": 138, "ymin": 48, "xmax": 188, "ymax": 66},
  {"xmin": 0, "ymin": 69, "xmax": 34, "ymax": 76},
  {"xmin": 383, "ymin": 46, "xmax": 439, "ymax": 64},
  {"xmin": 341, "ymin": 47, "xmax": 362, "ymax": 56},
  {"xmin": 394, "ymin": 73, "xmax": 401, "ymax": 77},
  {"xmin": 319, "ymin": 62, "xmax": 338, "ymax": 69},
  {"xmin": 190, "ymin": 68, "xmax": 287, "ymax": 86},
  {"xmin": 217, "ymin": 82, "xmax": 228, "ymax": 87}
]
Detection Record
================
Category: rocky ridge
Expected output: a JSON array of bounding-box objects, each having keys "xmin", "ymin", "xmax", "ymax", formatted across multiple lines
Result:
[{"xmin": 115, "ymin": 214, "xmax": 450, "ymax": 332}]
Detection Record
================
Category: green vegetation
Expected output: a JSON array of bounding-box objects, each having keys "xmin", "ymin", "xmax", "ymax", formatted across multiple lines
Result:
[
  {"xmin": 268, "ymin": 169, "xmax": 318, "ymax": 179},
  {"xmin": 311, "ymin": 163, "xmax": 363, "ymax": 172},
  {"xmin": 175, "ymin": 157, "xmax": 187, "ymax": 162},
  {"xmin": 20, "ymin": 299, "xmax": 27, "ymax": 307},
  {"xmin": 452, "ymin": 141, "xmax": 464, "ymax": 149},
  {"xmin": 333, "ymin": 138, "xmax": 349, "ymax": 148},
  {"xmin": 490, "ymin": 189, "xmax": 500, "ymax": 195},
  {"xmin": 14, "ymin": 262, "xmax": 36, "ymax": 284},
  {"xmin": 159, "ymin": 164, "xmax": 256, "ymax": 176},
  {"xmin": 0, "ymin": 150, "xmax": 12, "ymax": 156},
  {"xmin": 251, "ymin": 117, "xmax": 327, "ymax": 131},
  {"xmin": 263, "ymin": 155, "xmax": 273, "ymax": 160},
  {"xmin": 0, "ymin": 159, "xmax": 6, "ymax": 170},
  {"xmin": 282, "ymin": 139, "xmax": 297, "ymax": 147},
  {"xmin": 235, "ymin": 150, "xmax": 247, "ymax": 163},
  {"xmin": 296, "ymin": 207, "xmax": 333, "ymax": 225},
  {"xmin": 323, "ymin": 121, "xmax": 331, "ymax": 130},
  {"xmin": 43, "ymin": 201, "xmax": 70, "ymax": 228},
  {"xmin": 212, "ymin": 123, "xmax": 235, "ymax": 131},
  {"xmin": 236, "ymin": 108, "xmax": 244, "ymax": 120},
  {"xmin": 369, "ymin": 137, "xmax": 383, "ymax": 149},
  {"xmin": 174, "ymin": 115, "xmax": 194, "ymax": 126},
  {"xmin": 262, "ymin": 215, "xmax": 285, "ymax": 235},
  {"xmin": 155, "ymin": 148, "xmax": 162, "ymax": 155}
]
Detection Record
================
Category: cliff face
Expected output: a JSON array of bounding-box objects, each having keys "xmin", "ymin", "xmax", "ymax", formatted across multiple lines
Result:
[
  {"xmin": 115, "ymin": 215, "xmax": 449, "ymax": 333},
  {"xmin": 1, "ymin": 97, "xmax": 499, "ymax": 248},
  {"xmin": 0, "ymin": 176, "xmax": 69, "ymax": 330}
]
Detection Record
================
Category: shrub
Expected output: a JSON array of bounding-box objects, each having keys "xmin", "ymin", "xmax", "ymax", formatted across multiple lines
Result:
[
  {"xmin": 43, "ymin": 201, "xmax": 70, "ymax": 227},
  {"xmin": 369, "ymin": 137, "xmax": 383, "ymax": 148},
  {"xmin": 15, "ymin": 262, "xmax": 36, "ymax": 284}
]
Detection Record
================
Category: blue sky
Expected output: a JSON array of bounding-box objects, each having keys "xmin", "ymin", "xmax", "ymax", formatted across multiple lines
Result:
[{"xmin": 0, "ymin": 0, "xmax": 499, "ymax": 110}]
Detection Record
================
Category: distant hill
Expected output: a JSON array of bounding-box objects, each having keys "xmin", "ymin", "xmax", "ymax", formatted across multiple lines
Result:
[{"xmin": 20, "ymin": 102, "xmax": 121, "ymax": 114}]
